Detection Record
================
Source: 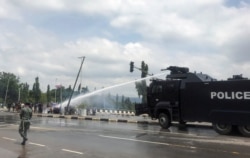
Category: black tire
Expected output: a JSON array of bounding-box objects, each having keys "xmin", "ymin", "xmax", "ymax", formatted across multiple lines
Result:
[
  {"xmin": 212, "ymin": 123, "xmax": 232, "ymax": 135},
  {"xmin": 158, "ymin": 113, "xmax": 171, "ymax": 129},
  {"xmin": 178, "ymin": 120, "xmax": 187, "ymax": 129},
  {"xmin": 238, "ymin": 125, "xmax": 250, "ymax": 137},
  {"xmin": 179, "ymin": 120, "xmax": 187, "ymax": 125}
]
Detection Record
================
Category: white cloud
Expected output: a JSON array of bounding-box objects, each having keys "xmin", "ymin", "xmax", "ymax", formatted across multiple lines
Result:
[
  {"xmin": 14, "ymin": 0, "xmax": 65, "ymax": 11},
  {"xmin": 0, "ymin": 29, "xmax": 152, "ymax": 94},
  {"xmin": 1, "ymin": 0, "xmax": 250, "ymax": 98},
  {"xmin": 0, "ymin": 0, "xmax": 22, "ymax": 20}
]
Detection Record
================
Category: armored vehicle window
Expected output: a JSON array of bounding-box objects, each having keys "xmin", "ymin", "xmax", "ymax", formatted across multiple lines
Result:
[
  {"xmin": 166, "ymin": 83, "xmax": 175, "ymax": 88},
  {"xmin": 152, "ymin": 85, "xmax": 163, "ymax": 94}
]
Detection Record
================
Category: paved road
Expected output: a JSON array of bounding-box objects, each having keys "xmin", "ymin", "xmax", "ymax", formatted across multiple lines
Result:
[{"xmin": 1, "ymin": 111, "xmax": 250, "ymax": 158}]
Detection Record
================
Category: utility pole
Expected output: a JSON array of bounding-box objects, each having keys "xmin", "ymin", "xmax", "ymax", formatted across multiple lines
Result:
[
  {"xmin": 66, "ymin": 56, "xmax": 85, "ymax": 114},
  {"xmin": 60, "ymin": 85, "xmax": 62, "ymax": 114}
]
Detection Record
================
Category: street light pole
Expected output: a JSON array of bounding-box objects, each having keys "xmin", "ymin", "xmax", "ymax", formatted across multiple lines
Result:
[
  {"xmin": 66, "ymin": 56, "xmax": 85, "ymax": 114},
  {"xmin": 60, "ymin": 85, "xmax": 62, "ymax": 114}
]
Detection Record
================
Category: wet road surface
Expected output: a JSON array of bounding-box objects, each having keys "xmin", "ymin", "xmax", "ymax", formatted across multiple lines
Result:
[{"xmin": 1, "ymin": 111, "xmax": 250, "ymax": 158}]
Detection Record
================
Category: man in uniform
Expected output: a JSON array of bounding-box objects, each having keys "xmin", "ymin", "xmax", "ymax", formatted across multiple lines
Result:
[{"xmin": 19, "ymin": 102, "xmax": 32, "ymax": 145}]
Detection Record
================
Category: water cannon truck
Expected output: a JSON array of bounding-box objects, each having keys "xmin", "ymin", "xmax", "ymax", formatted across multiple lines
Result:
[{"xmin": 135, "ymin": 66, "xmax": 250, "ymax": 136}]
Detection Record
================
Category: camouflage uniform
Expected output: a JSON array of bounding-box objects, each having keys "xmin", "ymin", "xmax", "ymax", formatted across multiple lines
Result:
[{"xmin": 19, "ymin": 103, "xmax": 32, "ymax": 145}]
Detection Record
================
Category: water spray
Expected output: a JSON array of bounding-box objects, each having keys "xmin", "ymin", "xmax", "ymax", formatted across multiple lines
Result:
[{"xmin": 59, "ymin": 72, "xmax": 168, "ymax": 109}]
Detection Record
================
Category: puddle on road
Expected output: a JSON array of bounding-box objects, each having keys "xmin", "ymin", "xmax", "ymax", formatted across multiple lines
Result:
[{"xmin": 0, "ymin": 115, "xmax": 19, "ymax": 124}]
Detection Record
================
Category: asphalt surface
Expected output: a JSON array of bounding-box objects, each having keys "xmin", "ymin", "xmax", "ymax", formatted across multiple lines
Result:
[{"xmin": 1, "ymin": 110, "xmax": 250, "ymax": 158}]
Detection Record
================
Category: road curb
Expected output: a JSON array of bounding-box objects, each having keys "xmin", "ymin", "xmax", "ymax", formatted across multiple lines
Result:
[
  {"xmin": 32, "ymin": 113, "xmax": 155, "ymax": 125},
  {"xmin": 1, "ymin": 111, "xmax": 212, "ymax": 127}
]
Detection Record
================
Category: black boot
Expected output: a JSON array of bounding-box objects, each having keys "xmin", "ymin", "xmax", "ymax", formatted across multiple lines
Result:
[
  {"xmin": 21, "ymin": 140, "xmax": 26, "ymax": 145},
  {"xmin": 21, "ymin": 138, "xmax": 27, "ymax": 145}
]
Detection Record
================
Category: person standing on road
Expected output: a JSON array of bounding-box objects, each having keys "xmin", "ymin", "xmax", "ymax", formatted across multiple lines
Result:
[{"xmin": 19, "ymin": 102, "xmax": 32, "ymax": 145}]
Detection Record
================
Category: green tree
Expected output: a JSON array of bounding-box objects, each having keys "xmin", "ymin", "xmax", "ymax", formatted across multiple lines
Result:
[
  {"xmin": 19, "ymin": 82, "xmax": 29, "ymax": 103},
  {"xmin": 46, "ymin": 85, "xmax": 51, "ymax": 103},
  {"xmin": 116, "ymin": 94, "xmax": 119, "ymax": 109},
  {"xmin": 40, "ymin": 93, "xmax": 46, "ymax": 103},
  {"xmin": 64, "ymin": 85, "xmax": 72, "ymax": 100},
  {"xmin": 135, "ymin": 61, "xmax": 148, "ymax": 103},
  {"xmin": 81, "ymin": 86, "xmax": 89, "ymax": 94},
  {"xmin": 32, "ymin": 77, "xmax": 41, "ymax": 103},
  {"xmin": 0, "ymin": 72, "xmax": 20, "ymax": 104},
  {"xmin": 135, "ymin": 81, "xmax": 144, "ymax": 98},
  {"xmin": 124, "ymin": 97, "xmax": 133, "ymax": 111},
  {"xmin": 78, "ymin": 83, "xmax": 81, "ymax": 94},
  {"xmin": 121, "ymin": 95, "xmax": 125, "ymax": 109}
]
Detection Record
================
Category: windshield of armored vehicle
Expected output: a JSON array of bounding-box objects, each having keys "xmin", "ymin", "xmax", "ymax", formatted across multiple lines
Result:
[{"xmin": 196, "ymin": 73, "xmax": 216, "ymax": 82}]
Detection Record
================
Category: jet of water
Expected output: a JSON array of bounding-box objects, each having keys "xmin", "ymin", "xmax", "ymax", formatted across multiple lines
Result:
[{"xmin": 58, "ymin": 72, "xmax": 167, "ymax": 108}]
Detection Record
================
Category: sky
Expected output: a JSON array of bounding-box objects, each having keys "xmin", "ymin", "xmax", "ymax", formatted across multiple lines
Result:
[{"xmin": 1, "ymin": 0, "xmax": 250, "ymax": 97}]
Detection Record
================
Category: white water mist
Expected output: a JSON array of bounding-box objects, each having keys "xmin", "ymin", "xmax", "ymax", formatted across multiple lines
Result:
[{"xmin": 58, "ymin": 72, "xmax": 167, "ymax": 108}]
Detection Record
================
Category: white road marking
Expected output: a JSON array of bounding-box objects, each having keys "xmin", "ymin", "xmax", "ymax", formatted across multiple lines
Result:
[
  {"xmin": 2, "ymin": 137, "xmax": 16, "ymax": 141},
  {"xmin": 62, "ymin": 149, "xmax": 84, "ymax": 155},
  {"xmin": 132, "ymin": 128, "xmax": 200, "ymax": 137},
  {"xmin": 29, "ymin": 142, "xmax": 46, "ymax": 147},
  {"xmin": 3, "ymin": 137, "xmax": 46, "ymax": 147},
  {"xmin": 99, "ymin": 135, "xmax": 171, "ymax": 146},
  {"xmin": 99, "ymin": 135, "xmax": 248, "ymax": 156}
]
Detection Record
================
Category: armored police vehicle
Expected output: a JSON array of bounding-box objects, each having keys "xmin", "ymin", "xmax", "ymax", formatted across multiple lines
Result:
[{"xmin": 135, "ymin": 66, "xmax": 250, "ymax": 136}]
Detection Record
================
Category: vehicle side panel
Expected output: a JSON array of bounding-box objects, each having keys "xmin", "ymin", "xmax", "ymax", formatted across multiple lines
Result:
[{"xmin": 180, "ymin": 80, "xmax": 250, "ymax": 125}]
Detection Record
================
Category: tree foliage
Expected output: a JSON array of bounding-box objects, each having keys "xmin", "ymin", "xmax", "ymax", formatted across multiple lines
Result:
[
  {"xmin": 19, "ymin": 82, "xmax": 29, "ymax": 103},
  {"xmin": 32, "ymin": 77, "xmax": 41, "ymax": 103},
  {"xmin": 0, "ymin": 71, "xmax": 135, "ymax": 109},
  {"xmin": 135, "ymin": 61, "xmax": 148, "ymax": 103},
  {"xmin": 0, "ymin": 72, "xmax": 19, "ymax": 104},
  {"xmin": 46, "ymin": 85, "xmax": 51, "ymax": 103}
]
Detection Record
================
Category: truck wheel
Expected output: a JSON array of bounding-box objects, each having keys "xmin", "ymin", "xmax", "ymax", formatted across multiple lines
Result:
[
  {"xmin": 238, "ymin": 125, "xmax": 250, "ymax": 137},
  {"xmin": 179, "ymin": 120, "xmax": 186, "ymax": 125},
  {"xmin": 159, "ymin": 113, "xmax": 171, "ymax": 129},
  {"xmin": 212, "ymin": 123, "xmax": 232, "ymax": 135}
]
